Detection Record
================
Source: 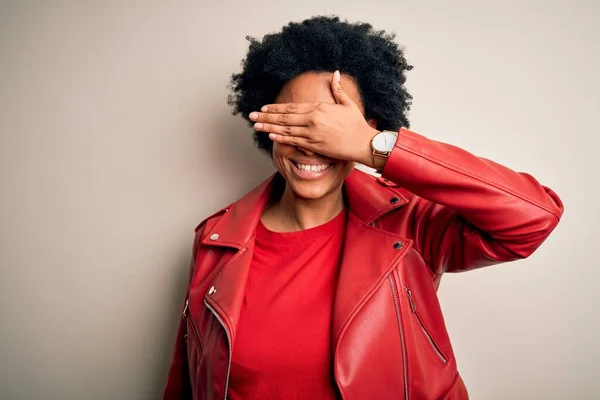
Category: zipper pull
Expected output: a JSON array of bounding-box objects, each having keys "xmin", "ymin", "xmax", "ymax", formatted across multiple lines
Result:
[
  {"xmin": 182, "ymin": 299, "xmax": 189, "ymax": 318},
  {"xmin": 405, "ymin": 287, "xmax": 416, "ymax": 313}
]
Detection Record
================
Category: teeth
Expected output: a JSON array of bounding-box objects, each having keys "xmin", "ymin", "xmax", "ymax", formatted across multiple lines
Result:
[{"xmin": 296, "ymin": 163, "xmax": 331, "ymax": 172}]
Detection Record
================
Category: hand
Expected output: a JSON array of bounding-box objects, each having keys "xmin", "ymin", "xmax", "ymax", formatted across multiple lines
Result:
[{"xmin": 249, "ymin": 70, "xmax": 380, "ymax": 167}]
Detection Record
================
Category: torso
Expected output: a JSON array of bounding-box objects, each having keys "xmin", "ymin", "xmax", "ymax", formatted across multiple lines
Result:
[{"xmin": 227, "ymin": 209, "xmax": 347, "ymax": 400}]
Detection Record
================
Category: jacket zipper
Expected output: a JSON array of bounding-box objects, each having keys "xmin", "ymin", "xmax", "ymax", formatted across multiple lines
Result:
[
  {"xmin": 183, "ymin": 300, "xmax": 189, "ymax": 343},
  {"xmin": 388, "ymin": 275, "xmax": 408, "ymax": 400},
  {"xmin": 405, "ymin": 287, "xmax": 447, "ymax": 364},
  {"xmin": 183, "ymin": 300, "xmax": 202, "ymax": 350},
  {"xmin": 183, "ymin": 299, "xmax": 189, "ymax": 317},
  {"xmin": 204, "ymin": 299, "xmax": 232, "ymax": 400}
]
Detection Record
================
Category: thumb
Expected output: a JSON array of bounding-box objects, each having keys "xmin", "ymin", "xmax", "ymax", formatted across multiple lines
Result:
[{"xmin": 331, "ymin": 70, "xmax": 355, "ymax": 107}]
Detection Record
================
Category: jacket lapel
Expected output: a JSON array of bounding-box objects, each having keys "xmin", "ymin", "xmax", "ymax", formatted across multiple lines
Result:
[
  {"xmin": 200, "ymin": 176, "xmax": 276, "ymax": 344},
  {"xmin": 331, "ymin": 172, "xmax": 412, "ymax": 352},
  {"xmin": 331, "ymin": 212, "xmax": 413, "ymax": 349}
]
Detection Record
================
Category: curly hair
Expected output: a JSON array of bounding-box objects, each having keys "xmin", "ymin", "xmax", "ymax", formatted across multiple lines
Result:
[{"xmin": 227, "ymin": 15, "xmax": 413, "ymax": 157}]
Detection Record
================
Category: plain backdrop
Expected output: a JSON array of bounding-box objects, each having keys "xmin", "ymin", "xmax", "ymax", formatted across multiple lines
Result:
[{"xmin": 0, "ymin": 1, "xmax": 598, "ymax": 399}]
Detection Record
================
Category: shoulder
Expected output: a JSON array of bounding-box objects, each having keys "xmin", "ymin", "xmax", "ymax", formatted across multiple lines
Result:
[
  {"xmin": 374, "ymin": 175, "xmax": 418, "ymax": 203},
  {"xmin": 191, "ymin": 202, "xmax": 235, "ymax": 256},
  {"xmin": 193, "ymin": 202, "xmax": 235, "ymax": 235}
]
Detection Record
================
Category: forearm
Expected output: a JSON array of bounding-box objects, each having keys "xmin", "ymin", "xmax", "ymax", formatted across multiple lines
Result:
[{"xmin": 382, "ymin": 128, "xmax": 563, "ymax": 261}]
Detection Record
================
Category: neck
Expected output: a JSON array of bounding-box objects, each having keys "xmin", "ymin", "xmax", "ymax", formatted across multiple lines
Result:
[{"xmin": 264, "ymin": 184, "xmax": 345, "ymax": 232}]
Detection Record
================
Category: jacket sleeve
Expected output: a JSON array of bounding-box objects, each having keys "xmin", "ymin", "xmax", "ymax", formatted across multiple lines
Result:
[
  {"xmin": 162, "ymin": 228, "xmax": 204, "ymax": 399},
  {"xmin": 162, "ymin": 295, "xmax": 192, "ymax": 400},
  {"xmin": 381, "ymin": 128, "xmax": 564, "ymax": 274}
]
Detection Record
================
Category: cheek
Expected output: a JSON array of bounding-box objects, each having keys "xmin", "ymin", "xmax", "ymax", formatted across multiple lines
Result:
[
  {"xmin": 272, "ymin": 142, "xmax": 292, "ymax": 170},
  {"xmin": 339, "ymin": 161, "xmax": 356, "ymax": 180}
]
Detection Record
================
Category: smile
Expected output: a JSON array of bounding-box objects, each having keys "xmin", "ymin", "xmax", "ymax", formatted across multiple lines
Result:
[{"xmin": 292, "ymin": 161, "xmax": 332, "ymax": 172}]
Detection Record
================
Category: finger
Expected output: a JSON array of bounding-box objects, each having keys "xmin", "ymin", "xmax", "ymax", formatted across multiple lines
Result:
[
  {"xmin": 249, "ymin": 111, "xmax": 311, "ymax": 126},
  {"xmin": 260, "ymin": 103, "xmax": 318, "ymax": 114},
  {"xmin": 331, "ymin": 70, "xmax": 355, "ymax": 107},
  {"xmin": 268, "ymin": 133, "xmax": 313, "ymax": 148},
  {"xmin": 253, "ymin": 122, "xmax": 311, "ymax": 137}
]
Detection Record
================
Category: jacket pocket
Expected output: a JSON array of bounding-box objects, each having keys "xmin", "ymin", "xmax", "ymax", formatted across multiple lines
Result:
[{"xmin": 405, "ymin": 286, "xmax": 448, "ymax": 364}]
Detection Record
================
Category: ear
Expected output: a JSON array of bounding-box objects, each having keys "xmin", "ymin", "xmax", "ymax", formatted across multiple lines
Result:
[{"xmin": 367, "ymin": 118, "xmax": 378, "ymax": 129}]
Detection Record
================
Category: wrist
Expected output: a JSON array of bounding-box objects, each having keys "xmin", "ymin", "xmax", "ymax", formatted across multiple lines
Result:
[
  {"xmin": 362, "ymin": 127, "xmax": 399, "ymax": 172},
  {"xmin": 359, "ymin": 126, "xmax": 380, "ymax": 168},
  {"xmin": 372, "ymin": 154, "xmax": 388, "ymax": 172}
]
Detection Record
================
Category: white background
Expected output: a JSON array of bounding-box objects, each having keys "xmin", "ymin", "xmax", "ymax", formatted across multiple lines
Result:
[{"xmin": 1, "ymin": 1, "xmax": 598, "ymax": 399}]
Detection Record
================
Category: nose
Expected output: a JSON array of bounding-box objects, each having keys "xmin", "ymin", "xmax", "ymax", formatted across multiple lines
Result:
[{"xmin": 298, "ymin": 147, "xmax": 315, "ymax": 156}]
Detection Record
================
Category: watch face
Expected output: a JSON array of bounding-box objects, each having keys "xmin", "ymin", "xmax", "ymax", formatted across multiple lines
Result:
[{"xmin": 373, "ymin": 131, "xmax": 397, "ymax": 152}]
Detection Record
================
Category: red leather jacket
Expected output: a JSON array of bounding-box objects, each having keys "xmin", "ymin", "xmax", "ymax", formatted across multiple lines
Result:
[{"xmin": 163, "ymin": 128, "xmax": 563, "ymax": 400}]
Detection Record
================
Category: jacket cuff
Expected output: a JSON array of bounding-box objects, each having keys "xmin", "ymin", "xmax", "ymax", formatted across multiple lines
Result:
[{"xmin": 380, "ymin": 127, "xmax": 413, "ymax": 183}]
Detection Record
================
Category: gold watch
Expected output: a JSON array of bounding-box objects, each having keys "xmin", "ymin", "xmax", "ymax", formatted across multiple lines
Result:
[{"xmin": 371, "ymin": 130, "xmax": 398, "ymax": 172}]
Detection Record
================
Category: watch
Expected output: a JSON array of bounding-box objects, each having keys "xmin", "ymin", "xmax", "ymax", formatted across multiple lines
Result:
[{"xmin": 371, "ymin": 130, "xmax": 398, "ymax": 171}]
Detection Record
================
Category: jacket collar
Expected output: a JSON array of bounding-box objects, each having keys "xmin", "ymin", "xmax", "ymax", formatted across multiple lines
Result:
[{"xmin": 202, "ymin": 168, "xmax": 408, "ymax": 249}]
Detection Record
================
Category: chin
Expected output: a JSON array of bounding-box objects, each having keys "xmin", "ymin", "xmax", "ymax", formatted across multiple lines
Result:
[{"xmin": 288, "ymin": 180, "xmax": 336, "ymax": 200}]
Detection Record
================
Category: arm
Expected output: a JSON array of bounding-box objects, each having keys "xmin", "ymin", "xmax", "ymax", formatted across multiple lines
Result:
[
  {"xmin": 380, "ymin": 128, "xmax": 564, "ymax": 274},
  {"xmin": 163, "ymin": 228, "xmax": 205, "ymax": 399},
  {"xmin": 247, "ymin": 72, "xmax": 563, "ymax": 274},
  {"xmin": 163, "ymin": 303, "xmax": 192, "ymax": 399},
  {"xmin": 163, "ymin": 206, "xmax": 230, "ymax": 399}
]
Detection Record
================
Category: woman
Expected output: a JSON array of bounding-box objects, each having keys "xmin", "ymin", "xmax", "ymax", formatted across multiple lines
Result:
[{"xmin": 164, "ymin": 16, "xmax": 563, "ymax": 400}]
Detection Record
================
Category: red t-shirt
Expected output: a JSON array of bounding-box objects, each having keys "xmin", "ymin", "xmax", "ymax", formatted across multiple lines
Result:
[{"xmin": 227, "ymin": 209, "xmax": 346, "ymax": 400}]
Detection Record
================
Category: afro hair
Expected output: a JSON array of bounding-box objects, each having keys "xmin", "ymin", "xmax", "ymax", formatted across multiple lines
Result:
[{"xmin": 227, "ymin": 15, "xmax": 413, "ymax": 156}]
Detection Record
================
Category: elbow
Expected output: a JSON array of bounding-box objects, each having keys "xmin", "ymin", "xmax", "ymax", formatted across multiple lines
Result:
[
  {"xmin": 513, "ymin": 206, "xmax": 563, "ymax": 260},
  {"xmin": 518, "ymin": 185, "xmax": 564, "ymax": 259},
  {"xmin": 545, "ymin": 186, "xmax": 565, "ymax": 222}
]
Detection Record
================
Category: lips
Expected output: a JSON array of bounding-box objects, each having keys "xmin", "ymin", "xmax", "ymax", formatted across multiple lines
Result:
[{"xmin": 292, "ymin": 161, "xmax": 332, "ymax": 172}]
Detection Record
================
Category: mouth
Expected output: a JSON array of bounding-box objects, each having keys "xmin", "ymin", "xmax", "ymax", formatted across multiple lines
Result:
[{"xmin": 291, "ymin": 160, "xmax": 334, "ymax": 180}]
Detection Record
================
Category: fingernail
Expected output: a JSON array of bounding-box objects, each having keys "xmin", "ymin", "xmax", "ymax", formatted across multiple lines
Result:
[
  {"xmin": 269, "ymin": 133, "xmax": 276, "ymax": 139},
  {"xmin": 334, "ymin": 70, "xmax": 341, "ymax": 82},
  {"xmin": 261, "ymin": 106, "xmax": 268, "ymax": 112},
  {"xmin": 254, "ymin": 122, "xmax": 263, "ymax": 129},
  {"xmin": 249, "ymin": 112, "xmax": 258, "ymax": 120}
]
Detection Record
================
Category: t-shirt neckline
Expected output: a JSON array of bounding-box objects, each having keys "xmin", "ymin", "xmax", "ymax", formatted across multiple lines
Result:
[{"xmin": 256, "ymin": 209, "xmax": 347, "ymax": 245}]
